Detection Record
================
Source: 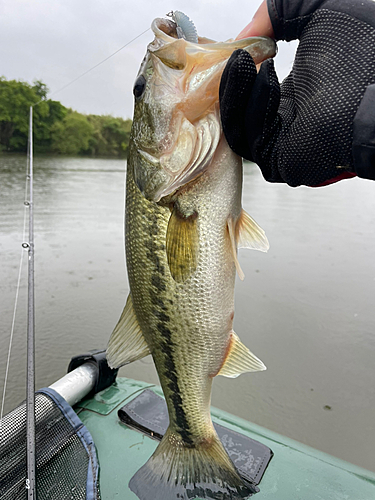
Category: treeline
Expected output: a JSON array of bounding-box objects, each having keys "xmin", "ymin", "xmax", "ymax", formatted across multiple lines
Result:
[{"xmin": 0, "ymin": 77, "xmax": 132, "ymax": 157}]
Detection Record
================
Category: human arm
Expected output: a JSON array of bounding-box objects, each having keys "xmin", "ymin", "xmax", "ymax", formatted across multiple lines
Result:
[{"xmin": 219, "ymin": 0, "xmax": 375, "ymax": 186}]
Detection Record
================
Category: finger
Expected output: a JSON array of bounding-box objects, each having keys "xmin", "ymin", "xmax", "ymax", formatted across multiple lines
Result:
[
  {"xmin": 243, "ymin": 59, "xmax": 281, "ymax": 173},
  {"xmin": 219, "ymin": 49, "xmax": 257, "ymax": 158},
  {"xmin": 236, "ymin": 0, "xmax": 275, "ymax": 40}
]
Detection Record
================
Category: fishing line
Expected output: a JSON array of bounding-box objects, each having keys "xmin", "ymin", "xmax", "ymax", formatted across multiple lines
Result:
[
  {"xmin": 36, "ymin": 27, "xmax": 150, "ymax": 105},
  {"xmin": 1, "ymin": 26, "xmax": 151, "ymax": 413},
  {"xmin": 0, "ymin": 146, "xmax": 30, "ymax": 423},
  {"xmin": 1, "ymin": 24, "xmax": 151, "ymax": 498}
]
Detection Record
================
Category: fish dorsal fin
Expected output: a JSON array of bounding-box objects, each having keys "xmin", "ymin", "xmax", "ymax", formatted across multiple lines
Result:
[
  {"xmin": 166, "ymin": 206, "xmax": 198, "ymax": 283},
  {"xmin": 237, "ymin": 209, "xmax": 269, "ymax": 252},
  {"xmin": 218, "ymin": 331, "xmax": 266, "ymax": 378},
  {"xmin": 106, "ymin": 294, "xmax": 150, "ymax": 369},
  {"xmin": 227, "ymin": 217, "xmax": 245, "ymax": 281}
]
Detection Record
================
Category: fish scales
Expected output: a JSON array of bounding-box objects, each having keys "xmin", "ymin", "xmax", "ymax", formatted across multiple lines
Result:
[
  {"xmin": 126, "ymin": 136, "xmax": 241, "ymax": 440},
  {"xmin": 107, "ymin": 14, "xmax": 275, "ymax": 500}
]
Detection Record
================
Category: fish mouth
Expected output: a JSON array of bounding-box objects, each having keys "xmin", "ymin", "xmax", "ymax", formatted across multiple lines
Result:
[
  {"xmin": 150, "ymin": 17, "xmax": 276, "ymax": 66},
  {"xmin": 137, "ymin": 109, "xmax": 221, "ymax": 202},
  {"xmin": 133, "ymin": 18, "xmax": 276, "ymax": 203}
]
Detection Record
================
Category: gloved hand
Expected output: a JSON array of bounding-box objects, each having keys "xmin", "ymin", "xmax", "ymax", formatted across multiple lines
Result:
[{"xmin": 220, "ymin": 0, "xmax": 375, "ymax": 186}]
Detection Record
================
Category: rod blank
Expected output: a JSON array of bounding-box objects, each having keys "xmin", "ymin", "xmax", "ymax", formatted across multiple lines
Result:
[{"xmin": 26, "ymin": 105, "xmax": 36, "ymax": 499}]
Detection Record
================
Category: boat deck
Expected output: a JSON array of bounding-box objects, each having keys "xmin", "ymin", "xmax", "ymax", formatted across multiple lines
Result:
[{"xmin": 76, "ymin": 377, "xmax": 375, "ymax": 500}]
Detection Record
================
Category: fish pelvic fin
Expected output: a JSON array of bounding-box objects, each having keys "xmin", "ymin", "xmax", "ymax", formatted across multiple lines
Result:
[
  {"xmin": 166, "ymin": 206, "xmax": 198, "ymax": 283},
  {"xmin": 227, "ymin": 210, "xmax": 268, "ymax": 280},
  {"xmin": 106, "ymin": 294, "xmax": 150, "ymax": 369},
  {"xmin": 129, "ymin": 427, "xmax": 256, "ymax": 500},
  {"xmin": 217, "ymin": 331, "xmax": 266, "ymax": 378}
]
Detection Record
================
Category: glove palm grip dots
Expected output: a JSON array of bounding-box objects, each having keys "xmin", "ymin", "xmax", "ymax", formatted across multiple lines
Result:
[{"xmin": 220, "ymin": 8, "xmax": 375, "ymax": 186}]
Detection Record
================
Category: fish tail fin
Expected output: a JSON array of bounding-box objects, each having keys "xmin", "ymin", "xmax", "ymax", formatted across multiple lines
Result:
[{"xmin": 129, "ymin": 427, "xmax": 256, "ymax": 500}]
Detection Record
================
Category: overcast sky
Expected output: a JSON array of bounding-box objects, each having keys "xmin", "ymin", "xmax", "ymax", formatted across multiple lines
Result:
[{"xmin": 1, "ymin": 0, "xmax": 298, "ymax": 119}]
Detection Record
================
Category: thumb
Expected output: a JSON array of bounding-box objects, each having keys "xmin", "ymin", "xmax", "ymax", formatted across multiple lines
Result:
[{"xmin": 236, "ymin": 0, "xmax": 274, "ymax": 39}]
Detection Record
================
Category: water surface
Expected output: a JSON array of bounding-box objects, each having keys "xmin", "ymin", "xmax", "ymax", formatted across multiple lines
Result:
[{"xmin": 1, "ymin": 154, "xmax": 374, "ymax": 472}]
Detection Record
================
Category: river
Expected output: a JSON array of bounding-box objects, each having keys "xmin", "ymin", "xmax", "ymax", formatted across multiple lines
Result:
[{"xmin": 1, "ymin": 154, "xmax": 374, "ymax": 472}]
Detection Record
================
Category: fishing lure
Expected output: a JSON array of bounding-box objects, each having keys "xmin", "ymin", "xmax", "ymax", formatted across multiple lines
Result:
[{"xmin": 166, "ymin": 10, "xmax": 198, "ymax": 43}]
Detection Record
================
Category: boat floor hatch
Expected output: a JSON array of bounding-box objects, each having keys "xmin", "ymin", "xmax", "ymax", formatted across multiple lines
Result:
[
  {"xmin": 118, "ymin": 388, "xmax": 273, "ymax": 490},
  {"xmin": 0, "ymin": 387, "xmax": 99, "ymax": 500}
]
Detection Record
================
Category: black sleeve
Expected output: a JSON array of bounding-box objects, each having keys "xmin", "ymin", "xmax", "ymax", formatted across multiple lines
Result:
[
  {"xmin": 220, "ymin": 0, "xmax": 375, "ymax": 185},
  {"xmin": 268, "ymin": 0, "xmax": 375, "ymax": 40}
]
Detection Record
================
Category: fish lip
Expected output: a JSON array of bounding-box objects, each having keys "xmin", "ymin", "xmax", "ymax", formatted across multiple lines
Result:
[
  {"xmin": 152, "ymin": 16, "xmax": 276, "ymax": 62},
  {"xmin": 151, "ymin": 18, "xmax": 179, "ymax": 43}
]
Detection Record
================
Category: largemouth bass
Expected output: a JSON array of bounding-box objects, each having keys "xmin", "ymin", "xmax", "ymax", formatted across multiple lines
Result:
[{"xmin": 107, "ymin": 13, "xmax": 275, "ymax": 500}]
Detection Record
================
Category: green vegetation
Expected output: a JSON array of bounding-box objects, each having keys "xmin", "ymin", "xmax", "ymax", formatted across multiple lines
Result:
[{"xmin": 0, "ymin": 77, "xmax": 132, "ymax": 157}]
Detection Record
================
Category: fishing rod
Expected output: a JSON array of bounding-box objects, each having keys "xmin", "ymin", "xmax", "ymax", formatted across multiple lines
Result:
[
  {"xmin": 25, "ymin": 106, "xmax": 36, "ymax": 498},
  {"xmin": 1, "ymin": 26, "xmax": 151, "ymax": 500}
]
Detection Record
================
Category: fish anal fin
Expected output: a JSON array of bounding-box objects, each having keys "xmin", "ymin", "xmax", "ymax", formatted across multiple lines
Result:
[
  {"xmin": 227, "ymin": 217, "xmax": 244, "ymax": 280},
  {"xmin": 236, "ymin": 209, "xmax": 269, "ymax": 252},
  {"xmin": 129, "ymin": 427, "xmax": 256, "ymax": 500},
  {"xmin": 166, "ymin": 207, "xmax": 198, "ymax": 283},
  {"xmin": 218, "ymin": 331, "xmax": 266, "ymax": 378},
  {"xmin": 106, "ymin": 294, "xmax": 150, "ymax": 369}
]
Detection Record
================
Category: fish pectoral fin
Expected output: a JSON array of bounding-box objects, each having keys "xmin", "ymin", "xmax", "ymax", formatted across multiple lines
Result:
[
  {"xmin": 227, "ymin": 217, "xmax": 244, "ymax": 281},
  {"xmin": 237, "ymin": 209, "xmax": 269, "ymax": 252},
  {"xmin": 166, "ymin": 206, "xmax": 198, "ymax": 283},
  {"xmin": 106, "ymin": 294, "xmax": 150, "ymax": 369},
  {"xmin": 217, "ymin": 331, "xmax": 266, "ymax": 378}
]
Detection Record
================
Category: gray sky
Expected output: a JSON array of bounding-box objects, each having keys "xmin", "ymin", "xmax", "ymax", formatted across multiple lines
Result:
[{"xmin": 1, "ymin": 0, "xmax": 298, "ymax": 119}]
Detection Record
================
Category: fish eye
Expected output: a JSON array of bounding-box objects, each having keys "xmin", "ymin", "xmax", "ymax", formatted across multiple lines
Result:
[{"xmin": 133, "ymin": 75, "xmax": 146, "ymax": 99}]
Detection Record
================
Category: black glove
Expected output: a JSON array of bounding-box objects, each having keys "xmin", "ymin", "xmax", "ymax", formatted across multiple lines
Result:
[{"xmin": 220, "ymin": 0, "xmax": 375, "ymax": 186}]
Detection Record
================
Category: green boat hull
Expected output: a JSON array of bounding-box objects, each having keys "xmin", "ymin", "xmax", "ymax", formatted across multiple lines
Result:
[{"xmin": 76, "ymin": 377, "xmax": 375, "ymax": 500}]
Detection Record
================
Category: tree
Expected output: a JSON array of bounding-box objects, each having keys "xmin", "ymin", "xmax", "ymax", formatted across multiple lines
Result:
[
  {"xmin": 0, "ymin": 77, "xmax": 68, "ymax": 153},
  {"xmin": 0, "ymin": 77, "xmax": 38, "ymax": 150},
  {"xmin": 32, "ymin": 80, "xmax": 48, "ymax": 101},
  {"xmin": 0, "ymin": 77, "xmax": 132, "ymax": 156},
  {"xmin": 34, "ymin": 100, "xmax": 67, "ymax": 153},
  {"xmin": 87, "ymin": 115, "xmax": 132, "ymax": 157},
  {"xmin": 51, "ymin": 111, "xmax": 94, "ymax": 155}
]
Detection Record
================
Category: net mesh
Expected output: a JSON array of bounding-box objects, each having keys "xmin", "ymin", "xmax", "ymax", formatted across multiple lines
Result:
[{"xmin": 0, "ymin": 391, "xmax": 99, "ymax": 500}]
